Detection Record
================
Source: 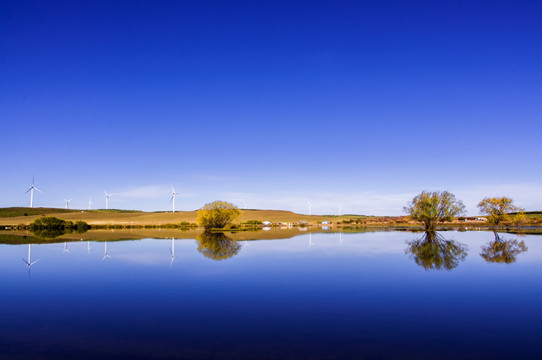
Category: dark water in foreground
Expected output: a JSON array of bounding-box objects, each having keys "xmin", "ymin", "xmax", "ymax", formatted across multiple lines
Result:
[{"xmin": 0, "ymin": 230, "xmax": 541, "ymax": 359}]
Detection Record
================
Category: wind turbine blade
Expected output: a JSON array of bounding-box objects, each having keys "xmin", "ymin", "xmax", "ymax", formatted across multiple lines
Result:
[
  {"xmin": 169, "ymin": 196, "xmax": 173, "ymax": 204},
  {"xmin": 24, "ymin": 188, "xmax": 31, "ymax": 194},
  {"xmin": 22, "ymin": 258, "xmax": 28, "ymax": 264},
  {"xmin": 34, "ymin": 187, "xmax": 43, "ymax": 193},
  {"xmin": 30, "ymin": 259, "xmax": 40, "ymax": 266}
]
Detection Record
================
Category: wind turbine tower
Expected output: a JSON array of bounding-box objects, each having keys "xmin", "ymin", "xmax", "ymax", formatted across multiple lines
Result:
[
  {"xmin": 104, "ymin": 191, "xmax": 112, "ymax": 210},
  {"xmin": 64, "ymin": 199, "xmax": 72, "ymax": 210},
  {"xmin": 88, "ymin": 197, "xmax": 93, "ymax": 210},
  {"xmin": 170, "ymin": 186, "xmax": 179, "ymax": 213},
  {"xmin": 25, "ymin": 177, "xmax": 42, "ymax": 208}
]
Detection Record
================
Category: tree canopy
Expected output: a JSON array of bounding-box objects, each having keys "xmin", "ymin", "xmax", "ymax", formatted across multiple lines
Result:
[
  {"xmin": 477, "ymin": 197, "xmax": 523, "ymax": 226},
  {"xmin": 197, "ymin": 201, "xmax": 241, "ymax": 230},
  {"xmin": 403, "ymin": 191, "xmax": 465, "ymax": 231},
  {"xmin": 29, "ymin": 217, "xmax": 89, "ymax": 238}
]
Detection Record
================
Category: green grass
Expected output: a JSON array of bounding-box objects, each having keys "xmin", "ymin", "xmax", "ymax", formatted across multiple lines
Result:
[
  {"xmin": 0, "ymin": 207, "xmax": 78, "ymax": 218},
  {"xmin": 0, "ymin": 207, "xmax": 144, "ymax": 218},
  {"xmin": 86, "ymin": 209, "xmax": 144, "ymax": 214}
]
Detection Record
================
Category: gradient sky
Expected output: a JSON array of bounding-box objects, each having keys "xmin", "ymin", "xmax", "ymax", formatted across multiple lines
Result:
[{"xmin": 1, "ymin": 0, "xmax": 541, "ymax": 215}]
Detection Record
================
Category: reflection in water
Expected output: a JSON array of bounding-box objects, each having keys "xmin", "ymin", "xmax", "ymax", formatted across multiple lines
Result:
[
  {"xmin": 32, "ymin": 227, "xmax": 67, "ymax": 239},
  {"xmin": 22, "ymin": 244, "xmax": 40, "ymax": 275},
  {"xmin": 31, "ymin": 225, "xmax": 89, "ymax": 240},
  {"xmin": 103, "ymin": 241, "xmax": 111, "ymax": 261},
  {"xmin": 406, "ymin": 231, "xmax": 468, "ymax": 271},
  {"xmin": 196, "ymin": 232, "xmax": 241, "ymax": 261},
  {"xmin": 480, "ymin": 232, "xmax": 528, "ymax": 264},
  {"xmin": 169, "ymin": 238, "xmax": 176, "ymax": 266}
]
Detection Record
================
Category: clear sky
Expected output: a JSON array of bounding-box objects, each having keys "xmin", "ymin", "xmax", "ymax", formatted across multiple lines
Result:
[{"xmin": 1, "ymin": 0, "xmax": 541, "ymax": 215}]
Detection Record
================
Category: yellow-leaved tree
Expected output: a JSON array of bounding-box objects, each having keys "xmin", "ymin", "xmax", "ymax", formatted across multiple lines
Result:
[
  {"xmin": 197, "ymin": 200, "xmax": 241, "ymax": 230},
  {"xmin": 477, "ymin": 197, "xmax": 524, "ymax": 226}
]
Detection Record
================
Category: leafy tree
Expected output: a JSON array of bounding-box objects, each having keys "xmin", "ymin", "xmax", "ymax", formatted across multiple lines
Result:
[
  {"xmin": 477, "ymin": 197, "xmax": 523, "ymax": 226},
  {"xmin": 196, "ymin": 232, "xmax": 241, "ymax": 261},
  {"xmin": 197, "ymin": 201, "xmax": 241, "ymax": 230},
  {"xmin": 403, "ymin": 191, "xmax": 465, "ymax": 231},
  {"xmin": 405, "ymin": 231, "xmax": 468, "ymax": 271},
  {"xmin": 29, "ymin": 217, "xmax": 89, "ymax": 238},
  {"xmin": 480, "ymin": 232, "xmax": 528, "ymax": 264}
]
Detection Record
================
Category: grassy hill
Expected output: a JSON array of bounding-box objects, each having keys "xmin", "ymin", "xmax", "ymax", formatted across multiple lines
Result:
[{"xmin": 0, "ymin": 207, "xmax": 367, "ymax": 226}]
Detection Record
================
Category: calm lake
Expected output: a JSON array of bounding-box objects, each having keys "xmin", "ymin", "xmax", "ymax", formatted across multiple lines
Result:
[{"xmin": 1, "ymin": 230, "xmax": 541, "ymax": 359}]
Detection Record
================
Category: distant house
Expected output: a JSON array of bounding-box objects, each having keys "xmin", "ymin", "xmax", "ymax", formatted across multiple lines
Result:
[
  {"xmin": 321, "ymin": 221, "xmax": 330, "ymax": 225},
  {"xmin": 262, "ymin": 221, "xmax": 272, "ymax": 226},
  {"xmin": 298, "ymin": 220, "xmax": 308, "ymax": 225},
  {"xmin": 476, "ymin": 217, "xmax": 488, "ymax": 221}
]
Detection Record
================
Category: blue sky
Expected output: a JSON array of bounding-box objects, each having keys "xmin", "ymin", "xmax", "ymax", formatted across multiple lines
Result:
[{"xmin": 1, "ymin": 0, "xmax": 541, "ymax": 215}]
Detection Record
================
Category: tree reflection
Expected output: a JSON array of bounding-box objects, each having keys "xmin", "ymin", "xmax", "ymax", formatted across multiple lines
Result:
[
  {"xmin": 31, "ymin": 227, "xmax": 67, "ymax": 239},
  {"xmin": 480, "ymin": 232, "xmax": 528, "ymax": 264},
  {"xmin": 406, "ymin": 231, "xmax": 468, "ymax": 271},
  {"xmin": 196, "ymin": 232, "xmax": 241, "ymax": 261}
]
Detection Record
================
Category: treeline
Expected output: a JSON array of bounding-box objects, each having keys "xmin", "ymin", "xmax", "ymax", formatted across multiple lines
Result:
[
  {"xmin": 28, "ymin": 216, "xmax": 90, "ymax": 239},
  {"xmin": 29, "ymin": 216, "xmax": 89, "ymax": 232}
]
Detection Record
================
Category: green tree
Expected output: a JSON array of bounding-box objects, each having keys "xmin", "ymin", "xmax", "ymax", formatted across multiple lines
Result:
[
  {"xmin": 405, "ymin": 231, "xmax": 468, "ymax": 271},
  {"xmin": 197, "ymin": 201, "xmax": 241, "ymax": 230},
  {"xmin": 403, "ymin": 191, "xmax": 465, "ymax": 231},
  {"xmin": 29, "ymin": 217, "xmax": 89, "ymax": 238},
  {"xmin": 477, "ymin": 197, "xmax": 523, "ymax": 226}
]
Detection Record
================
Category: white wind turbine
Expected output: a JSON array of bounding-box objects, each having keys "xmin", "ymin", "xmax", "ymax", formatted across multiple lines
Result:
[
  {"xmin": 104, "ymin": 191, "xmax": 112, "ymax": 210},
  {"xmin": 308, "ymin": 201, "xmax": 312, "ymax": 216},
  {"xmin": 62, "ymin": 242, "xmax": 70, "ymax": 253},
  {"xmin": 170, "ymin": 186, "xmax": 179, "ymax": 213},
  {"xmin": 309, "ymin": 232, "xmax": 314, "ymax": 248},
  {"xmin": 87, "ymin": 241, "xmax": 91, "ymax": 254},
  {"xmin": 22, "ymin": 244, "xmax": 40, "ymax": 274},
  {"xmin": 88, "ymin": 197, "xmax": 93, "ymax": 210},
  {"xmin": 25, "ymin": 177, "xmax": 42, "ymax": 208},
  {"xmin": 64, "ymin": 199, "xmax": 72, "ymax": 210}
]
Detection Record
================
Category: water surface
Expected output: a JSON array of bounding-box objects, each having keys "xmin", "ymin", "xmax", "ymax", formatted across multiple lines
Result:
[{"xmin": 0, "ymin": 230, "xmax": 541, "ymax": 359}]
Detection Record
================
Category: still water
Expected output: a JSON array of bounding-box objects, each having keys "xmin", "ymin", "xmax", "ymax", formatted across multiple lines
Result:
[{"xmin": 1, "ymin": 230, "xmax": 541, "ymax": 359}]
